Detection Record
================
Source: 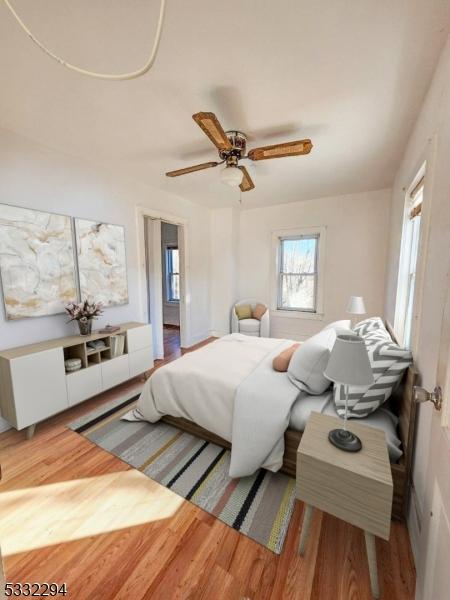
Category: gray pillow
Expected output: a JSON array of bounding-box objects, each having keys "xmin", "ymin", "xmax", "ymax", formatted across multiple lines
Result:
[{"xmin": 287, "ymin": 328, "xmax": 338, "ymax": 395}]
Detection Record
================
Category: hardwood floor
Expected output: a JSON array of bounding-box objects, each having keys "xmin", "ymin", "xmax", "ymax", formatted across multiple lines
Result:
[
  {"xmin": 162, "ymin": 325, "xmax": 181, "ymax": 361},
  {"xmin": 0, "ymin": 337, "xmax": 415, "ymax": 599}
]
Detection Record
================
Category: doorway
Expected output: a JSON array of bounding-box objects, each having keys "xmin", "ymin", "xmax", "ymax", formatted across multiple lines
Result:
[
  {"xmin": 161, "ymin": 222, "xmax": 181, "ymax": 361},
  {"xmin": 143, "ymin": 215, "xmax": 187, "ymax": 361}
]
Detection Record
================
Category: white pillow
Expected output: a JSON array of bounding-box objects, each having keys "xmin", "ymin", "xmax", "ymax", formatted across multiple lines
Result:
[
  {"xmin": 287, "ymin": 328, "xmax": 337, "ymax": 395},
  {"xmin": 323, "ymin": 319, "xmax": 352, "ymax": 331}
]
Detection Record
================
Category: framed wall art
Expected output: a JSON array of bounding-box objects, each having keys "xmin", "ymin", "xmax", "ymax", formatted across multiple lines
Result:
[
  {"xmin": 0, "ymin": 204, "xmax": 77, "ymax": 320},
  {"xmin": 74, "ymin": 218, "xmax": 129, "ymax": 307}
]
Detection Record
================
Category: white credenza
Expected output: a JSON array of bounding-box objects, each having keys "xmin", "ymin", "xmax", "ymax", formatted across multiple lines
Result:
[{"xmin": 0, "ymin": 322, "xmax": 153, "ymax": 436}]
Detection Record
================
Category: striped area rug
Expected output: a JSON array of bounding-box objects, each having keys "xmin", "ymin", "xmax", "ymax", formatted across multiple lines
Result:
[{"xmin": 69, "ymin": 395, "xmax": 296, "ymax": 554}]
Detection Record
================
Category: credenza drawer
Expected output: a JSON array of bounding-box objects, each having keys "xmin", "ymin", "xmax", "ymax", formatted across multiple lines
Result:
[
  {"xmin": 9, "ymin": 348, "xmax": 68, "ymax": 429},
  {"xmin": 127, "ymin": 325, "xmax": 152, "ymax": 353},
  {"xmin": 129, "ymin": 347, "xmax": 154, "ymax": 378},
  {"xmin": 66, "ymin": 364, "xmax": 102, "ymax": 406},
  {"xmin": 101, "ymin": 354, "xmax": 130, "ymax": 390}
]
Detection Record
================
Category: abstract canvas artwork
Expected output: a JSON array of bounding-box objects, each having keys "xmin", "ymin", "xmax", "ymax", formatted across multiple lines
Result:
[
  {"xmin": 0, "ymin": 204, "xmax": 78, "ymax": 320},
  {"xmin": 74, "ymin": 219, "xmax": 128, "ymax": 307}
]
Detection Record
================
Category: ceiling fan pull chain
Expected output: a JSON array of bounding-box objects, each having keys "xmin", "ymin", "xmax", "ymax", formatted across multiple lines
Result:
[{"xmin": 3, "ymin": 0, "xmax": 167, "ymax": 81}]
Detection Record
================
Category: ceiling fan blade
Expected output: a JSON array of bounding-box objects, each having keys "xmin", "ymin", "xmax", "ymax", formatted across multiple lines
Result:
[
  {"xmin": 192, "ymin": 112, "xmax": 232, "ymax": 151},
  {"xmin": 248, "ymin": 139, "xmax": 313, "ymax": 161},
  {"xmin": 166, "ymin": 161, "xmax": 219, "ymax": 177},
  {"xmin": 239, "ymin": 166, "xmax": 255, "ymax": 192}
]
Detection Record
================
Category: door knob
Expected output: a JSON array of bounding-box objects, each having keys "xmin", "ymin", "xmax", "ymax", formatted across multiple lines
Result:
[{"xmin": 413, "ymin": 386, "xmax": 442, "ymax": 411}]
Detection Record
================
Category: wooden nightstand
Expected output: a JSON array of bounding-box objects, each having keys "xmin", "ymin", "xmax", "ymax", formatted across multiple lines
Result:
[{"xmin": 296, "ymin": 412, "xmax": 393, "ymax": 599}]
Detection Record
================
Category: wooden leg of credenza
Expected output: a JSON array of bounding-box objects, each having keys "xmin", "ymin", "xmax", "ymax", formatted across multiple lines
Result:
[{"xmin": 25, "ymin": 424, "xmax": 36, "ymax": 440}]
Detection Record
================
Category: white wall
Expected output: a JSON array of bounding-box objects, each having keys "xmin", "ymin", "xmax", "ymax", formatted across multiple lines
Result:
[
  {"xmin": 0, "ymin": 128, "xmax": 212, "ymax": 428},
  {"xmin": 384, "ymin": 33, "xmax": 450, "ymax": 575},
  {"xmin": 160, "ymin": 222, "xmax": 180, "ymax": 327},
  {"xmin": 238, "ymin": 189, "xmax": 391, "ymax": 340}
]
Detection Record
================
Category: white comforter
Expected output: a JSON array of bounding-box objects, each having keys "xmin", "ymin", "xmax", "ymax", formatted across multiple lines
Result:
[{"xmin": 130, "ymin": 334, "xmax": 301, "ymax": 477}]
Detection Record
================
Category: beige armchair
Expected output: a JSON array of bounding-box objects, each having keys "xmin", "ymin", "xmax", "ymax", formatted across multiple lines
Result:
[{"xmin": 231, "ymin": 299, "xmax": 270, "ymax": 337}]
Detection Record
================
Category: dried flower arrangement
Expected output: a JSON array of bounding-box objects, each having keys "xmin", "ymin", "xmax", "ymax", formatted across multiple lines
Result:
[{"xmin": 65, "ymin": 299, "xmax": 103, "ymax": 335}]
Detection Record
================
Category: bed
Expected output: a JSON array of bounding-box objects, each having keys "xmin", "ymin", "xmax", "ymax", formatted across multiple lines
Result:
[{"xmin": 131, "ymin": 322, "xmax": 417, "ymax": 520}]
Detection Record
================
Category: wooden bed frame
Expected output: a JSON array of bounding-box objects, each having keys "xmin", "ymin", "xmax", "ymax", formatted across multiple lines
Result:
[{"xmin": 162, "ymin": 322, "xmax": 417, "ymax": 521}]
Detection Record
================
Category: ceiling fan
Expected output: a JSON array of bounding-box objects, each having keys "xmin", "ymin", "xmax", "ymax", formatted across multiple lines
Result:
[{"xmin": 166, "ymin": 112, "xmax": 313, "ymax": 192}]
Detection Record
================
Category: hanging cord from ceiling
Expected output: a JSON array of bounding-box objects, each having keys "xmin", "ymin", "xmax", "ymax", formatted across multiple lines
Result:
[{"xmin": 2, "ymin": 0, "xmax": 167, "ymax": 80}]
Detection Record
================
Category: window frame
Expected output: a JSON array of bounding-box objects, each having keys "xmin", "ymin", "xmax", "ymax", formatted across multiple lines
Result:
[
  {"xmin": 271, "ymin": 226, "xmax": 326, "ymax": 320},
  {"xmin": 164, "ymin": 244, "xmax": 180, "ymax": 303},
  {"xmin": 277, "ymin": 234, "xmax": 319, "ymax": 312},
  {"xmin": 394, "ymin": 164, "xmax": 425, "ymax": 348}
]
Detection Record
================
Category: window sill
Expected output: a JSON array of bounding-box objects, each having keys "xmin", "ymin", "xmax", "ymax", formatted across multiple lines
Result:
[{"xmin": 270, "ymin": 309, "xmax": 325, "ymax": 321}]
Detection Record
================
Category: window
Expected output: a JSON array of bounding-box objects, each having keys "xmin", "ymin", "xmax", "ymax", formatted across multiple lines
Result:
[
  {"xmin": 277, "ymin": 234, "xmax": 319, "ymax": 312},
  {"xmin": 165, "ymin": 246, "xmax": 180, "ymax": 302},
  {"xmin": 394, "ymin": 172, "xmax": 424, "ymax": 348}
]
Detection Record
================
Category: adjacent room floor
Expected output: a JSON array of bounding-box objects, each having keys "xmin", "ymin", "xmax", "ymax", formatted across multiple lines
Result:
[
  {"xmin": 163, "ymin": 325, "xmax": 181, "ymax": 362},
  {"xmin": 0, "ymin": 339, "xmax": 415, "ymax": 600}
]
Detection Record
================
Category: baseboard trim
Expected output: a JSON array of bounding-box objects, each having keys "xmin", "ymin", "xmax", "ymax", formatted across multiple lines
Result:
[
  {"xmin": 0, "ymin": 417, "xmax": 12, "ymax": 434},
  {"xmin": 209, "ymin": 330, "xmax": 227, "ymax": 338}
]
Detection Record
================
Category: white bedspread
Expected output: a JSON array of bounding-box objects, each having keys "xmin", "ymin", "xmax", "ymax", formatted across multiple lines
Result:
[
  {"xmin": 229, "ymin": 341, "xmax": 302, "ymax": 476},
  {"xmin": 128, "ymin": 333, "xmax": 300, "ymax": 476}
]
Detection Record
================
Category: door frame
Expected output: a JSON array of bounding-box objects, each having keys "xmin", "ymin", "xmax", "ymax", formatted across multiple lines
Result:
[
  {"xmin": 144, "ymin": 217, "xmax": 164, "ymax": 358},
  {"xmin": 135, "ymin": 206, "xmax": 191, "ymax": 350}
]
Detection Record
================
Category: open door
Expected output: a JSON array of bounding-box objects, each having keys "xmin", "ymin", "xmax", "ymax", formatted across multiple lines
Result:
[
  {"xmin": 144, "ymin": 217, "xmax": 164, "ymax": 359},
  {"xmin": 419, "ymin": 277, "xmax": 450, "ymax": 600}
]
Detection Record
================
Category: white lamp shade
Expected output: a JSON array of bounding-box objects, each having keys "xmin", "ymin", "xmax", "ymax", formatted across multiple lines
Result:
[
  {"xmin": 220, "ymin": 166, "xmax": 244, "ymax": 187},
  {"xmin": 346, "ymin": 295, "xmax": 366, "ymax": 315},
  {"xmin": 324, "ymin": 334, "xmax": 374, "ymax": 386}
]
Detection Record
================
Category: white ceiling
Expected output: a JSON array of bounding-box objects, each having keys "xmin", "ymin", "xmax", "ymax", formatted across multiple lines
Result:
[{"xmin": 1, "ymin": 1, "xmax": 449, "ymax": 208}]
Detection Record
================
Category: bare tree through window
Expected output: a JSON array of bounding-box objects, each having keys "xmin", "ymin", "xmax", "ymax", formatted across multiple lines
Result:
[{"xmin": 278, "ymin": 236, "xmax": 318, "ymax": 311}]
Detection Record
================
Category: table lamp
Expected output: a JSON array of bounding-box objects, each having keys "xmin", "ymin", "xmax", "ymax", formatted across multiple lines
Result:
[
  {"xmin": 346, "ymin": 296, "xmax": 366, "ymax": 327},
  {"xmin": 324, "ymin": 334, "xmax": 374, "ymax": 452}
]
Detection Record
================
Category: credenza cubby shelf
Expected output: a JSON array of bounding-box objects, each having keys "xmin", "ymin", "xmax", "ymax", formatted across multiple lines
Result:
[
  {"xmin": 63, "ymin": 332, "xmax": 128, "ymax": 372},
  {"xmin": 0, "ymin": 322, "xmax": 153, "ymax": 437}
]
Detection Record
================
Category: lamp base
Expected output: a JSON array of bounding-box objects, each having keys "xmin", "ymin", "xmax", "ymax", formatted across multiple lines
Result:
[{"xmin": 328, "ymin": 428, "xmax": 362, "ymax": 452}]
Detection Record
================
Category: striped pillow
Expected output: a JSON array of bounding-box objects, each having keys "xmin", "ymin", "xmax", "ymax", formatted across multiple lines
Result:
[
  {"xmin": 333, "ymin": 335, "xmax": 412, "ymax": 418},
  {"xmin": 353, "ymin": 316, "xmax": 386, "ymax": 337}
]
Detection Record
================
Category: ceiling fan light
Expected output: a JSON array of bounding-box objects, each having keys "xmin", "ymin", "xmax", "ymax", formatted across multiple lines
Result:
[{"xmin": 220, "ymin": 165, "xmax": 244, "ymax": 187}]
